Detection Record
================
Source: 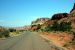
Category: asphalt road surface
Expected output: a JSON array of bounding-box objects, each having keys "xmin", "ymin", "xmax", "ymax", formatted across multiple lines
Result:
[{"xmin": 0, "ymin": 32, "xmax": 63, "ymax": 50}]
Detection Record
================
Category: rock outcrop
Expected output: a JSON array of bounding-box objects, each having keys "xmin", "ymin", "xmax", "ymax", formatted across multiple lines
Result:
[
  {"xmin": 70, "ymin": 3, "xmax": 75, "ymax": 13},
  {"xmin": 31, "ymin": 24, "xmax": 41, "ymax": 31},
  {"xmin": 31, "ymin": 18, "xmax": 50, "ymax": 25},
  {"xmin": 51, "ymin": 13, "xmax": 69, "ymax": 20},
  {"xmin": 31, "ymin": 3, "xmax": 75, "ymax": 31}
]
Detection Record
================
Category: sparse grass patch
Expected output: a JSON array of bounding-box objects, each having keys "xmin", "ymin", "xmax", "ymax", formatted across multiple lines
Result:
[{"xmin": 9, "ymin": 31, "xmax": 22, "ymax": 37}]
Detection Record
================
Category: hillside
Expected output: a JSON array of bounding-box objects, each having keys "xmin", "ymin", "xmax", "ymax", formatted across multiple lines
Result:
[
  {"xmin": 30, "ymin": 3, "xmax": 75, "ymax": 50},
  {"xmin": 31, "ymin": 3, "xmax": 75, "ymax": 31}
]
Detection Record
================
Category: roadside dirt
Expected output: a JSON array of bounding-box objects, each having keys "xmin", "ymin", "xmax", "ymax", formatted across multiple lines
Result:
[{"xmin": 39, "ymin": 32, "xmax": 75, "ymax": 50}]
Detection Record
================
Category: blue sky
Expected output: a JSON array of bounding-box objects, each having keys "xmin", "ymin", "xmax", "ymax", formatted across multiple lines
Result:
[{"xmin": 0, "ymin": 0, "xmax": 75, "ymax": 27}]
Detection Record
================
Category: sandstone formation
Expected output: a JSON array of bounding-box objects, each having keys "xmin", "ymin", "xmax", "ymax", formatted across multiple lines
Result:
[
  {"xmin": 31, "ymin": 18, "xmax": 50, "ymax": 25},
  {"xmin": 51, "ymin": 13, "xmax": 69, "ymax": 20},
  {"xmin": 70, "ymin": 3, "xmax": 75, "ymax": 13}
]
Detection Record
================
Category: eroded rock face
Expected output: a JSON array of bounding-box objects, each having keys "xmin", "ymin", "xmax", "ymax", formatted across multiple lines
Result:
[
  {"xmin": 31, "ymin": 18, "xmax": 50, "ymax": 25},
  {"xmin": 70, "ymin": 3, "xmax": 75, "ymax": 13},
  {"xmin": 31, "ymin": 24, "xmax": 41, "ymax": 31},
  {"xmin": 51, "ymin": 13, "xmax": 69, "ymax": 20},
  {"xmin": 31, "ymin": 18, "xmax": 50, "ymax": 31},
  {"xmin": 43, "ymin": 20, "xmax": 56, "ymax": 26},
  {"xmin": 30, "ymin": 3, "xmax": 75, "ymax": 31},
  {"xmin": 69, "ymin": 3, "xmax": 75, "ymax": 17}
]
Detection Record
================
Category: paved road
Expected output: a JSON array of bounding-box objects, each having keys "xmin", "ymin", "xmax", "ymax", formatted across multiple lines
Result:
[{"xmin": 0, "ymin": 32, "xmax": 63, "ymax": 50}]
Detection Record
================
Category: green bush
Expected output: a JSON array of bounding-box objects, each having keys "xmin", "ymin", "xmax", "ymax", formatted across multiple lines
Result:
[
  {"xmin": 0, "ymin": 27, "xmax": 10, "ymax": 38},
  {"xmin": 3, "ymin": 30, "xmax": 10, "ymax": 37},
  {"xmin": 9, "ymin": 28, "xmax": 16, "ymax": 32},
  {"xmin": 45, "ymin": 22, "xmax": 72, "ymax": 32}
]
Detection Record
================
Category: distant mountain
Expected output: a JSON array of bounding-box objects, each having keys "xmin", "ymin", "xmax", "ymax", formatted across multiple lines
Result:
[{"xmin": 14, "ymin": 26, "xmax": 31, "ymax": 31}]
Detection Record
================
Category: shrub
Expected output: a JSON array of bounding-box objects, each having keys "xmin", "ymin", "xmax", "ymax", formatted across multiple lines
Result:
[
  {"xmin": 3, "ymin": 30, "xmax": 10, "ymax": 37},
  {"xmin": 45, "ymin": 22, "xmax": 72, "ymax": 32},
  {"xmin": 9, "ymin": 28, "xmax": 16, "ymax": 32},
  {"xmin": 0, "ymin": 27, "xmax": 10, "ymax": 38}
]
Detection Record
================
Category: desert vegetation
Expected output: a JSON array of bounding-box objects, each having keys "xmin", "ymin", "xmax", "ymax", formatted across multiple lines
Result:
[
  {"xmin": 44, "ymin": 22, "xmax": 72, "ymax": 32},
  {"xmin": 0, "ymin": 26, "xmax": 10, "ymax": 38},
  {"xmin": 29, "ymin": 3, "xmax": 75, "ymax": 50},
  {"xmin": 0, "ymin": 26, "xmax": 23, "ymax": 38}
]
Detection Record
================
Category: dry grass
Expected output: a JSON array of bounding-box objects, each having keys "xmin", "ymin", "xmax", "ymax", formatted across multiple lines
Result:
[{"xmin": 9, "ymin": 32, "xmax": 21, "ymax": 37}]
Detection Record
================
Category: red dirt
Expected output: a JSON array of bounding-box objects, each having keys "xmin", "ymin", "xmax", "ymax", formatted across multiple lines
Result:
[{"xmin": 42, "ymin": 32, "xmax": 74, "ymax": 46}]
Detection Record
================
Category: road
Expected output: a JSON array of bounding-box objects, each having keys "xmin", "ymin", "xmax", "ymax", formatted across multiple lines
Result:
[{"xmin": 0, "ymin": 32, "xmax": 63, "ymax": 50}]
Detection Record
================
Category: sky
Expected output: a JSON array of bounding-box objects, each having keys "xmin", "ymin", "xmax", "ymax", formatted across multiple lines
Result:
[{"xmin": 0, "ymin": 0, "xmax": 75, "ymax": 27}]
